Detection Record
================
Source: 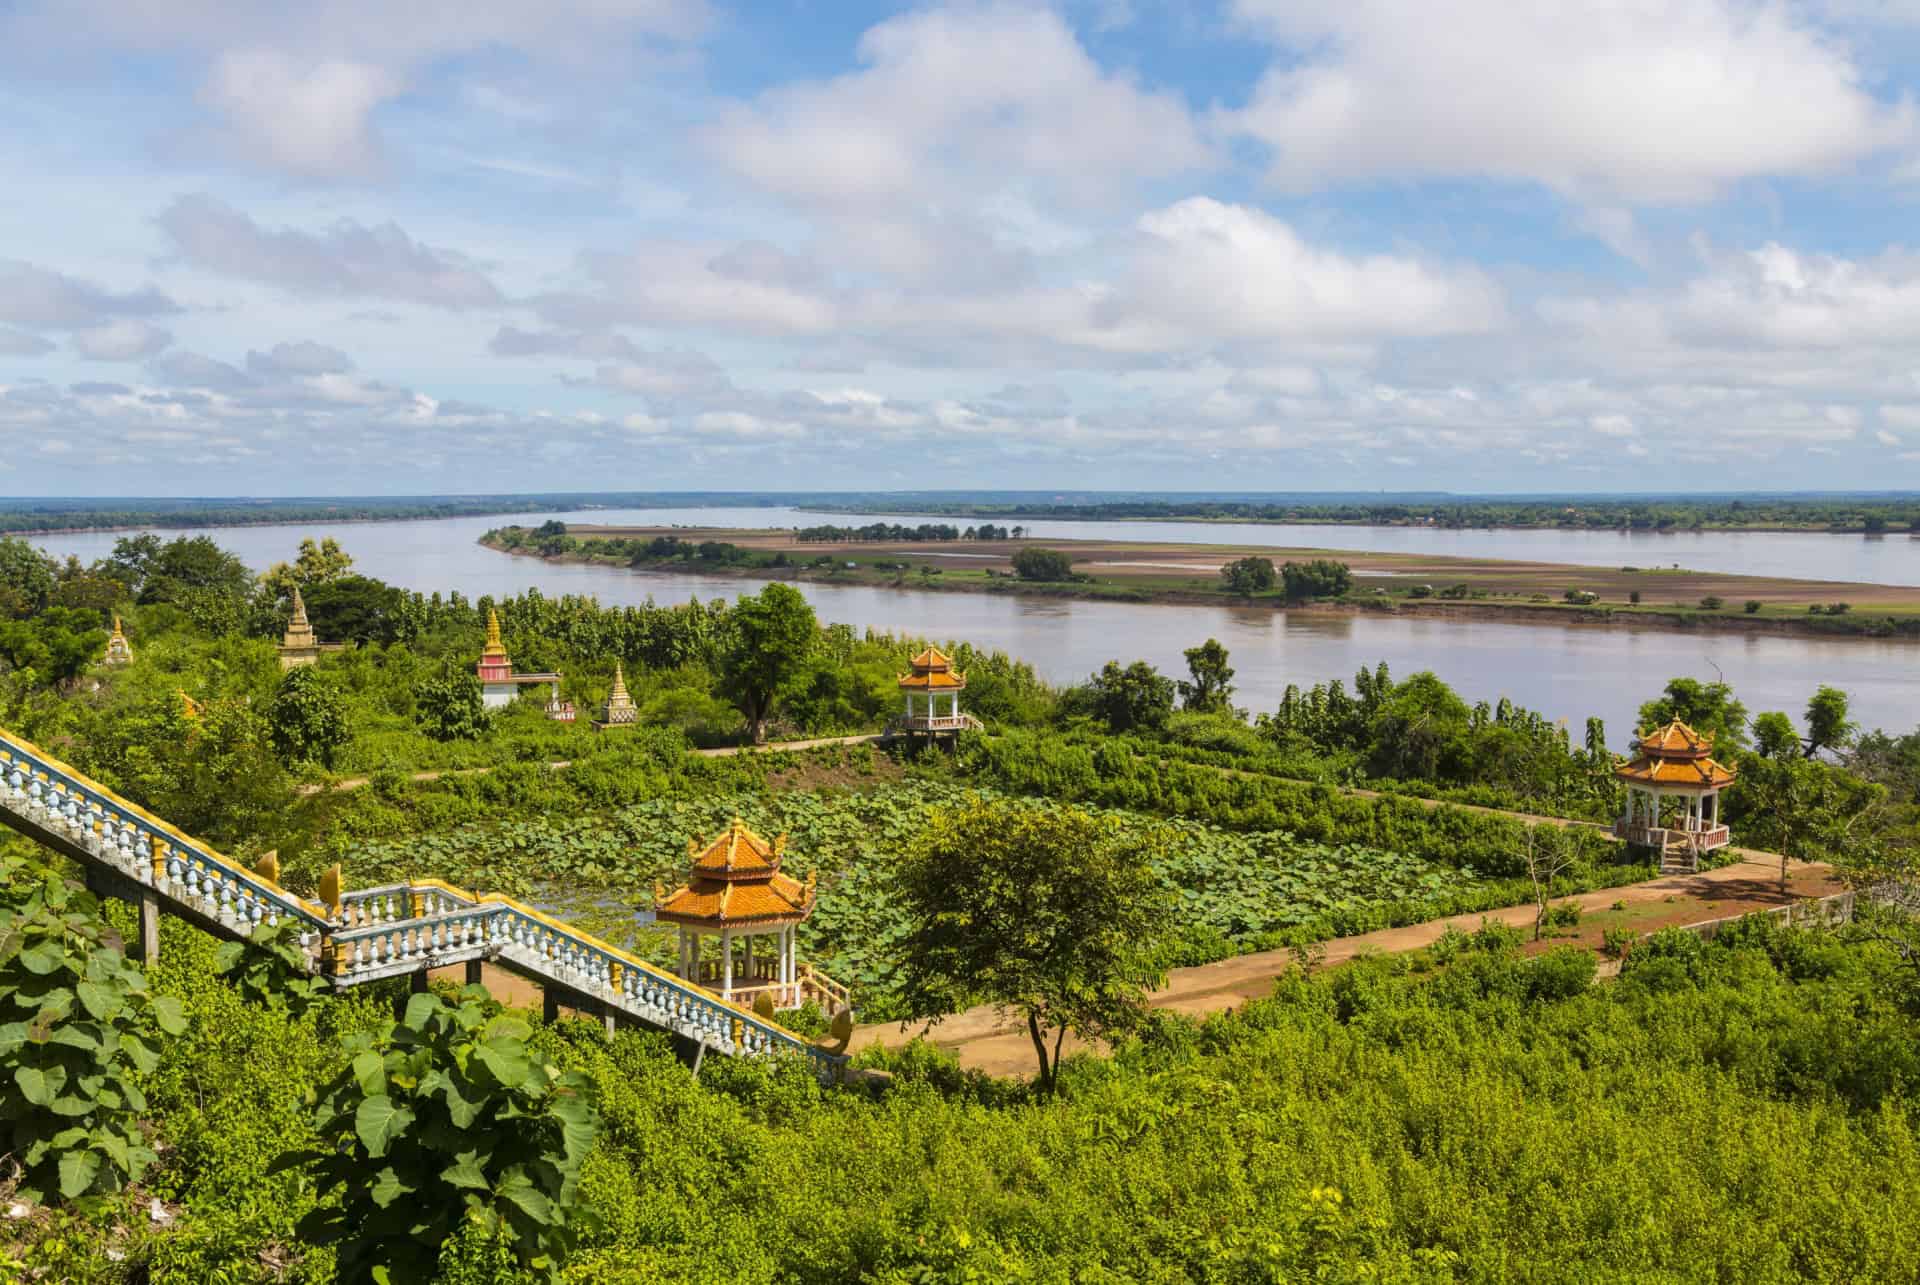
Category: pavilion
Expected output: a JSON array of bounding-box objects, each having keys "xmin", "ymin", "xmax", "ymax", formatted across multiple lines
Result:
[
  {"xmin": 1612, "ymin": 720, "xmax": 1737, "ymax": 871},
  {"xmin": 895, "ymin": 646, "xmax": 978, "ymax": 744},
  {"xmin": 653, "ymin": 819, "xmax": 820, "ymax": 1009}
]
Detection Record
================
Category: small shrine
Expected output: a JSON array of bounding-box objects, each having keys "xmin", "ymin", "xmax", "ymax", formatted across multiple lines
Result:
[
  {"xmin": 895, "ymin": 646, "xmax": 976, "ymax": 742},
  {"xmin": 1612, "ymin": 720, "xmax": 1737, "ymax": 870},
  {"xmin": 475, "ymin": 609, "xmax": 563, "ymax": 710},
  {"xmin": 102, "ymin": 616, "xmax": 133, "ymax": 666},
  {"xmin": 592, "ymin": 662, "xmax": 638, "ymax": 731},
  {"xmin": 278, "ymin": 588, "xmax": 346, "ymax": 670},
  {"xmin": 653, "ymin": 819, "xmax": 820, "ymax": 1009},
  {"xmin": 544, "ymin": 681, "xmax": 576, "ymax": 723}
]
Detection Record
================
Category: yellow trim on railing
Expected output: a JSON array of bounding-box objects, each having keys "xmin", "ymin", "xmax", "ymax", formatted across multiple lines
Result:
[{"xmin": 0, "ymin": 728, "xmax": 331, "ymax": 922}]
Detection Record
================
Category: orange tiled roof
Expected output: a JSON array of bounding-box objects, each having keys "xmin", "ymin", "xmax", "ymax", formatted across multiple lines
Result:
[
  {"xmin": 1614, "ymin": 753, "xmax": 1737, "ymax": 789},
  {"xmin": 1635, "ymin": 719, "xmax": 1714, "ymax": 757},
  {"xmin": 687, "ymin": 818, "xmax": 785, "ymax": 878},
  {"xmin": 654, "ymin": 870, "xmax": 814, "ymax": 926},
  {"xmin": 908, "ymin": 646, "xmax": 953, "ymax": 671},
  {"xmin": 899, "ymin": 668, "xmax": 966, "ymax": 690}
]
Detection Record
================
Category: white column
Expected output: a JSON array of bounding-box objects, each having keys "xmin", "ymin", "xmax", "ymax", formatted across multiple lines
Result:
[
  {"xmin": 746, "ymin": 933, "xmax": 756, "ymax": 982},
  {"xmin": 721, "ymin": 929, "xmax": 732, "ymax": 994}
]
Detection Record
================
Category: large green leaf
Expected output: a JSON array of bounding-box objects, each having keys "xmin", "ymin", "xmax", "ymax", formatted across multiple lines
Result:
[
  {"xmin": 56, "ymin": 1148, "xmax": 100, "ymax": 1199},
  {"xmin": 150, "ymin": 994, "xmax": 187, "ymax": 1036},
  {"xmin": 473, "ymin": 1040, "xmax": 531, "ymax": 1090},
  {"xmin": 15, "ymin": 1065, "xmax": 53, "ymax": 1106},
  {"xmin": 17, "ymin": 941, "xmax": 66, "ymax": 976},
  {"xmin": 73, "ymin": 980, "xmax": 120, "ymax": 1021},
  {"xmin": 353, "ymin": 1095, "xmax": 414, "ymax": 1159}
]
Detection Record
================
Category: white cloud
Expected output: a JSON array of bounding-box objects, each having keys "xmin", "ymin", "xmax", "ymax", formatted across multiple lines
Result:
[
  {"xmin": 73, "ymin": 319, "xmax": 173, "ymax": 361},
  {"xmin": 157, "ymin": 194, "xmax": 504, "ymax": 308},
  {"xmin": 1229, "ymin": 0, "xmax": 1914, "ymax": 201},
  {"xmin": 703, "ymin": 3, "xmax": 1207, "ymax": 210},
  {"xmin": 247, "ymin": 341, "xmax": 355, "ymax": 377},
  {"xmin": 0, "ymin": 260, "xmax": 179, "ymax": 330},
  {"xmin": 1877, "ymin": 428, "xmax": 1903, "ymax": 444},
  {"xmin": 1881, "ymin": 405, "xmax": 1920, "ymax": 429},
  {"xmin": 0, "ymin": 328, "xmax": 54, "ymax": 356},
  {"xmin": 199, "ymin": 51, "xmax": 400, "ymax": 179}
]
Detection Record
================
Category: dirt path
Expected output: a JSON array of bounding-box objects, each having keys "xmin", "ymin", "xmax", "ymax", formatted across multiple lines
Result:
[
  {"xmin": 851, "ymin": 856, "xmax": 1842, "ymax": 1077},
  {"xmin": 298, "ymin": 734, "xmax": 882, "ymax": 795}
]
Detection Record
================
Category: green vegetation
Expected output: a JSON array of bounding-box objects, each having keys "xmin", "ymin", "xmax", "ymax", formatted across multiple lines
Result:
[
  {"xmin": 1010, "ymin": 545, "xmax": 1076, "ymax": 581},
  {"xmin": 6, "ymin": 525, "xmax": 1920, "ymax": 1281}
]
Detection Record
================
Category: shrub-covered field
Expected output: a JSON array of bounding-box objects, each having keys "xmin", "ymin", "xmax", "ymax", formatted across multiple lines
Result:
[{"xmin": 9, "ymin": 877, "xmax": 1919, "ymax": 1283}]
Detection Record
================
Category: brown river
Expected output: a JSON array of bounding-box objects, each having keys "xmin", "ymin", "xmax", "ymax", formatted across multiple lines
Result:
[{"xmin": 29, "ymin": 508, "xmax": 1920, "ymax": 741}]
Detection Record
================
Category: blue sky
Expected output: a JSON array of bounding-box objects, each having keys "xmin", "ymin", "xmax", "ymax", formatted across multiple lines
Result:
[{"xmin": 5, "ymin": 0, "xmax": 1920, "ymax": 494}]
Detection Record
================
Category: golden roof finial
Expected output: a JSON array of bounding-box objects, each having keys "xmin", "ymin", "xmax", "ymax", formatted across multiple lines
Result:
[{"xmin": 483, "ymin": 608, "xmax": 506, "ymax": 658}]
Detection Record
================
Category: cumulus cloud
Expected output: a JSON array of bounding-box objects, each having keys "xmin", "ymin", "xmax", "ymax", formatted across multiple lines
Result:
[
  {"xmin": 246, "ymin": 341, "xmax": 355, "ymax": 377},
  {"xmin": 0, "ymin": 260, "xmax": 179, "ymax": 330},
  {"xmin": 1229, "ymin": 0, "xmax": 1914, "ymax": 201},
  {"xmin": 198, "ymin": 50, "xmax": 400, "ymax": 178},
  {"xmin": 4, "ymin": 0, "xmax": 709, "ymax": 180},
  {"xmin": 0, "ymin": 328, "xmax": 54, "ymax": 356},
  {"xmin": 73, "ymin": 320, "xmax": 173, "ymax": 361},
  {"xmin": 156, "ymin": 194, "xmax": 503, "ymax": 308},
  {"xmin": 703, "ymin": 3, "xmax": 1207, "ymax": 210}
]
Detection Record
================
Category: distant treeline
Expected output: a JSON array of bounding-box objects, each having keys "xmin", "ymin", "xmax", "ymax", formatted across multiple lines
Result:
[
  {"xmin": 809, "ymin": 497, "xmax": 1920, "ymax": 532},
  {"xmin": 0, "ymin": 494, "xmax": 800, "ymax": 535},
  {"xmin": 793, "ymin": 522, "xmax": 1024, "ymax": 542}
]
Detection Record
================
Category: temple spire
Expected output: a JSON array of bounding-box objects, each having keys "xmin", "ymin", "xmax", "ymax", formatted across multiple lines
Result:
[
  {"xmin": 103, "ymin": 614, "xmax": 134, "ymax": 666},
  {"xmin": 482, "ymin": 608, "xmax": 508, "ymax": 660}
]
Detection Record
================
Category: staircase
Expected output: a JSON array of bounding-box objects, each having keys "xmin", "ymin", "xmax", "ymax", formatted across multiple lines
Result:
[{"xmin": 0, "ymin": 729, "xmax": 849, "ymax": 1081}]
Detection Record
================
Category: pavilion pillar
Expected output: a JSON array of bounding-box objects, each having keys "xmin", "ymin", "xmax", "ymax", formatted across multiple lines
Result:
[{"xmin": 721, "ymin": 929, "xmax": 733, "ymax": 995}]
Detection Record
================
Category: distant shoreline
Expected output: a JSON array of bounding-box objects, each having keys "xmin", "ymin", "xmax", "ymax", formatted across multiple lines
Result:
[{"xmin": 479, "ymin": 529, "xmax": 1920, "ymax": 644}]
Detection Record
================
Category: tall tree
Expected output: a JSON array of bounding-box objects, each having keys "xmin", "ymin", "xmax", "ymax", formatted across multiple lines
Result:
[
  {"xmin": 891, "ymin": 797, "xmax": 1172, "ymax": 1090},
  {"xmin": 1637, "ymin": 676, "xmax": 1749, "ymax": 751},
  {"xmin": 268, "ymin": 666, "xmax": 349, "ymax": 768},
  {"xmin": 261, "ymin": 536, "xmax": 356, "ymax": 601},
  {"xmin": 0, "ymin": 536, "xmax": 56, "ymax": 618},
  {"xmin": 1011, "ymin": 547, "xmax": 1075, "ymax": 582},
  {"xmin": 1732, "ymin": 754, "xmax": 1884, "ymax": 889},
  {"xmin": 1751, "ymin": 711, "xmax": 1800, "ymax": 760},
  {"xmin": 1803, "ymin": 686, "xmax": 1857, "ymax": 759},
  {"xmin": 1219, "ymin": 556, "xmax": 1277, "ymax": 597},
  {"xmin": 1085, "ymin": 660, "xmax": 1175, "ymax": 734},
  {"xmin": 1176, "ymin": 639, "xmax": 1236, "ymax": 714},
  {"xmin": 720, "ymin": 582, "xmax": 818, "ymax": 742}
]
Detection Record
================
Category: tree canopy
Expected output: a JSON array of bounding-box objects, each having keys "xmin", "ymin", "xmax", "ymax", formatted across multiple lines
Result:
[
  {"xmin": 720, "ymin": 583, "xmax": 819, "ymax": 742},
  {"xmin": 890, "ymin": 795, "xmax": 1172, "ymax": 1089},
  {"xmin": 1011, "ymin": 547, "xmax": 1075, "ymax": 582}
]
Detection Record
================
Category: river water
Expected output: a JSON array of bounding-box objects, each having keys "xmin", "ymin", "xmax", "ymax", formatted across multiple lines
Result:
[{"xmin": 28, "ymin": 508, "xmax": 1920, "ymax": 741}]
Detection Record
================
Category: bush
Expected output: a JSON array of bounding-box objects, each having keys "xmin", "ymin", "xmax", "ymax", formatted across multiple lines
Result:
[
  {"xmin": 281, "ymin": 987, "xmax": 601, "ymax": 1283},
  {"xmin": 1564, "ymin": 589, "xmax": 1598, "ymax": 605},
  {"xmin": 1526, "ymin": 946, "xmax": 1597, "ymax": 1001},
  {"xmin": 1602, "ymin": 926, "xmax": 1637, "ymax": 959},
  {"xmin": 1407, "ymin": 584, "xmax": 1433, "ymax": 599},
  {"xmin": 1546, "ymin": 900, "xmax": 1582, "ymax": 928},
  {"xmin": 1828, "ymin": 602, "xmax": 1852, "ymax": 615},
  {"xmin": 0, "ymin": 862, "xmax": 186, "ymax": 1204},
  {"xmin": 1698, "ymin": 596, "xmax": 1724, "ymax": 611},
  {"xmin": 1011, "ymin": 547, "xmax": 1075, "ymax": 582},
  {"xmin": 1744, "ymin": 600, "xmax": 1763, "ymax": 614},
  {"xmin": 1629, "ymin": 590, "xmax": 1642, "ymax": 605},
  {"xmin": 1280, "ymin": 560, "xmax": 1352, "ymax": 601}
]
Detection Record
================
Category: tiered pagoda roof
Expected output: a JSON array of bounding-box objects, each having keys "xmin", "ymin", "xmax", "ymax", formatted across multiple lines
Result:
[
  {"xmin": 898, "ymin": 645, "xmax": 966, "ymax": 691},
  {"xmin": 1614, "ymin": 719, "xmax": 1738, "ymax": 789},
  {"xmin": 653, "ymin": 819, "xmax": 816, "ymax": 928}
]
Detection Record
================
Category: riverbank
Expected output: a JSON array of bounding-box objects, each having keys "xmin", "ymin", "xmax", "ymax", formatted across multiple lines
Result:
[{"xmin": 482, "ymin": 525, "xmax": 1920, "ymax": 642}]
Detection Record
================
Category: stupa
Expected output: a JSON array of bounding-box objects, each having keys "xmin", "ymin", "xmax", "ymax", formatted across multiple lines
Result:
[
  {"xmin": 278, "ymin": 588, "xmax": 346, "ymax": 670},
  {"xmin": 474, "ymin": 609, "xmax": 562, "ymax": 709},
  {"xmin": 102, "ymin": 616, "xmax": 133, "ymax": 666},
  {"xmin": 592, "ymin": 661, "xmax": 638, "ymax": 731}
]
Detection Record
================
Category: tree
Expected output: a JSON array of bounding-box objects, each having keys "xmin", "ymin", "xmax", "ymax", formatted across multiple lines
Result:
[
  {"xmin": 1176, "ymin": 638, "xmax": 1236, "ymax": 714},
  {"xmin": 1011, "ymin": 547, "xmax": 1075, "ymax": 581},
  {"xmin": 260, "ymin": 536, "xmax": 355, "ymax": 601},
  {"xmin": 1638, "ymin": 676, "xmax": 1749, "ymax": 751},
  {"xmin": 1366, "ymin": 671, "xmax": 1472, "ymax": 782},
  {"xmin": 84, "ymin": 694, "xmax": 292, "ymax": 846},
  {"xmin": 1085, "ymin": 659, "xmax": 1175, "ymax": 734},
  {"xmin": 1521, "ymin": 827, "xmax": 1576, "ymax": 942},
  {"xmin": 1752, "ymin": 711, "xmax": 1800, "ymax": 760},
  {"xmin": 1803, "ymin": 686, "xmax": 1857, "ymax": 759},
  {"xmin": 1280, "ymin": 559, "xmax": 1352, "ymax": 601},
  {"xmin": 1219, "ymin": 556, "xmax": 1277, "ymax": 597},
  {"xmin": 0, "ymin": 536, "xmax": 56, "ymax": 618},
  {"xmin": 1731, "ymin": 753, "xmax": 1884, "ymax": 889},
  {"xmin": 891, "ymin": 797, "xmax": 1172, "ymax": 1090},
  {"xmin": 136, "ymin": 536, "xmax": 253, "ymax": 605},
  {"xmin": 721, "ymin": 582, "xmax": 818, "ymax": 742},
  {"xmin": 416, "ymin": 673, "xmax": 490, "ymax": 742},
  {"xmin": 268, "ymin": 665, "xmax": 349, "ymax": 768},
  {"xmin": 280, "ymin": 988, "xmax": 601, "ymax": 1284},
  {"xmin": 303, "ymin": 574, "xmax": 408, "ymax": 645},
  {"xmin": 101, "ymin": 534, "xmax": 164, "ymax": 600},
  {"xmin": 0, "ymin": 607, "xmax": 109, "ymax": 686}
]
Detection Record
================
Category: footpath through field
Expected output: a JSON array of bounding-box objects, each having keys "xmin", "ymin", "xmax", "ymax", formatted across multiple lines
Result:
[{"xmin": 850, "ymin": 855, "xmax": 1843, "ymax": 1077}]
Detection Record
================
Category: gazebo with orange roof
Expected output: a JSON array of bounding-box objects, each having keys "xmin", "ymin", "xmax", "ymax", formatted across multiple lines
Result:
[
  {"xmin": 1612, "ymin": 719, "xmax": 1737, "ymax": 870},
  {"xmin": 653, "ymin": 819, "xmax": 820, "ymax": 1009},
  {"xmin": 896, "ymin": 646, "xmax": 976, "ymax": 742}
]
